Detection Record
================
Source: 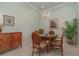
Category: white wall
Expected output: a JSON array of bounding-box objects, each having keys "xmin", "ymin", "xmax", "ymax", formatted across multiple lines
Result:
[
  {"xmin": 0, "ymin": 2, "xmax": 41, "ymax": 46},
  {"xmin": 40, "ymin": 3, "xmax": 77, "ymax": 37}
]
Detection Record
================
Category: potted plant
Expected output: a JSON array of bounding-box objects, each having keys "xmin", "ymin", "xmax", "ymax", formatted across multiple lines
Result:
[{"xmin": 62, "ymin": 19, "xmax": 77, "ymax": 44}]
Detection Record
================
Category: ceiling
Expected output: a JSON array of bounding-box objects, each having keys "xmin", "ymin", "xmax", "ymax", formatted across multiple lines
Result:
[{"xmin": 29, "ymin": 2, "xmax": 66, "ymax": 10}]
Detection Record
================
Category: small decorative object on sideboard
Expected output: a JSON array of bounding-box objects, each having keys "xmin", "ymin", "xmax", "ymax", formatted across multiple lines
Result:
[{"xmin": 0, "ymin": 23, "xmax": 4, "ymax": 33}]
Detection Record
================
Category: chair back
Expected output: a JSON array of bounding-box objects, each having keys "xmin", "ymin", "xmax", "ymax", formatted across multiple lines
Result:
[
  {"xmin": 61, "ymin": 33, "xmax": 64, "ymax": 47},
  {"xmin": 32, "ymin": 32, "xmax": 41, "ymax": 45},
  {"xmin": 49, "ymin": 31, "xmax": 55, "ymax": 35},
  {"xmin": 38, "ymin": 29, "xmax": 44, "ymax": 34}
]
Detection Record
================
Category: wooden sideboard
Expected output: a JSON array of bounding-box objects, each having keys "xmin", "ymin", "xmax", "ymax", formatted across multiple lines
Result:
[{"xmin": 0, "ymin": 32, "xmax": 22, "ymax": 54}]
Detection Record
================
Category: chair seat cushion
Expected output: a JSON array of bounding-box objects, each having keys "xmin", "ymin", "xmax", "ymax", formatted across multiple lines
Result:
[
  {"xmin": 34, "ymin": 41, "xmax": 46, "ymax": 48},
  {"xmin": 55, "ymin": 40, "xmax": 61, "ymax": 46}
]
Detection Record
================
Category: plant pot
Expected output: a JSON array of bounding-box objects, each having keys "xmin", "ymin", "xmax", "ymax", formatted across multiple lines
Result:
[{"xmin": 67, "ymin": 39, "xmax": 73, "ymax": 45}]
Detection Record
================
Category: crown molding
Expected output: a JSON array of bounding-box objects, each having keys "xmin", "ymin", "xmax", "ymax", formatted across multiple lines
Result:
[
  {"xmin": 47, "ymin": 2, "xmax": 76, "ymax": 12},
  {"xmin": 24, "ymin": 3, "xmax": 40, "ymax": 12},
  {"xmin": 23, "ymin": 2, "xmax": 76, "ymax": 12}
]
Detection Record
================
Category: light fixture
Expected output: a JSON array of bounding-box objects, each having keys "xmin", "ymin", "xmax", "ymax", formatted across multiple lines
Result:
[{"xmin": 41, "ymin": 6, "xmax": 49, "ymax": 19}]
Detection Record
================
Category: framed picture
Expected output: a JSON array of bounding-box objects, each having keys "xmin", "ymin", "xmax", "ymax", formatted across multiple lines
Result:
[
  {"xmin": 3, "ymin": 15, "xmax": 14, "ymax": 26},
  {"xmin": 49, "ymin": 18, "xmax": 59, "ymax": 29}
]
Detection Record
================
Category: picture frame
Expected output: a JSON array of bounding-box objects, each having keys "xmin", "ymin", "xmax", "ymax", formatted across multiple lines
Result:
[
  {"xmin": 3, "ymin": 15, "xmax": 14, "ymax": 26},
  {"xmin": 49, "ymin": 18, "xmax": 59, "ymax": 29}
]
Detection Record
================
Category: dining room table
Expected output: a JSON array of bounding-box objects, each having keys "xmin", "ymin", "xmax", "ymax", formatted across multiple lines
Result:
[{"xmin": 39, "ymin": 33, "xmax": 57, "ymax": 53}]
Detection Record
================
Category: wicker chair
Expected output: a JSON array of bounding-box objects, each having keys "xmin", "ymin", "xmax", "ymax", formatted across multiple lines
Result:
[
  {"xmin": 49, "ymin": 31, "xmax": 55, "ymax": 35},
  {"xmin": 32, "ymin": 32, "xmax": 47, "ymax": 56},
  {"xmin": 38, "ymin": 29, "xmax": 44, "ymax": 34},
  {"xmin": 53, "ymin": 33, "xmax": 64, "ymax": 55}
]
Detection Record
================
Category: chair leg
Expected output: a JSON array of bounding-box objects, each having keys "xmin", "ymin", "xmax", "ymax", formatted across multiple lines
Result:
[
  {"xmin": 32, "ymin": 51, "xmax": 34, "ymax": 56},
  {"xmin": 39, "ymin": 48, "xmax": 40, "ymax": 56},
  {"xmin": 48, "ymin": 43, "xmax": 51, "ymax": 53},
  {"xmin": 48, "ymin": 46, "xmax": 51, "ymax": 53},
  {"xmin": 32, "ymin": 48, "xmax": 34, "ymax": 56},
  {"xmin": 61, "ymin": 48, "xmax": 63, "ymax": 56},
  {"xmin": 46, "ymin": 42, "xmax": 51, "ymax": 53},
  {"xmin": 61, "ymin": 50, "xmax": 63, "ymax": 56}
]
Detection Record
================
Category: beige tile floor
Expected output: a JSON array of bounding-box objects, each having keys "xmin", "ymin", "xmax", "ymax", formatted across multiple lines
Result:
[{"xmin": 1, "ymin": 39, "xmax": 79, "ymax": 56}]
